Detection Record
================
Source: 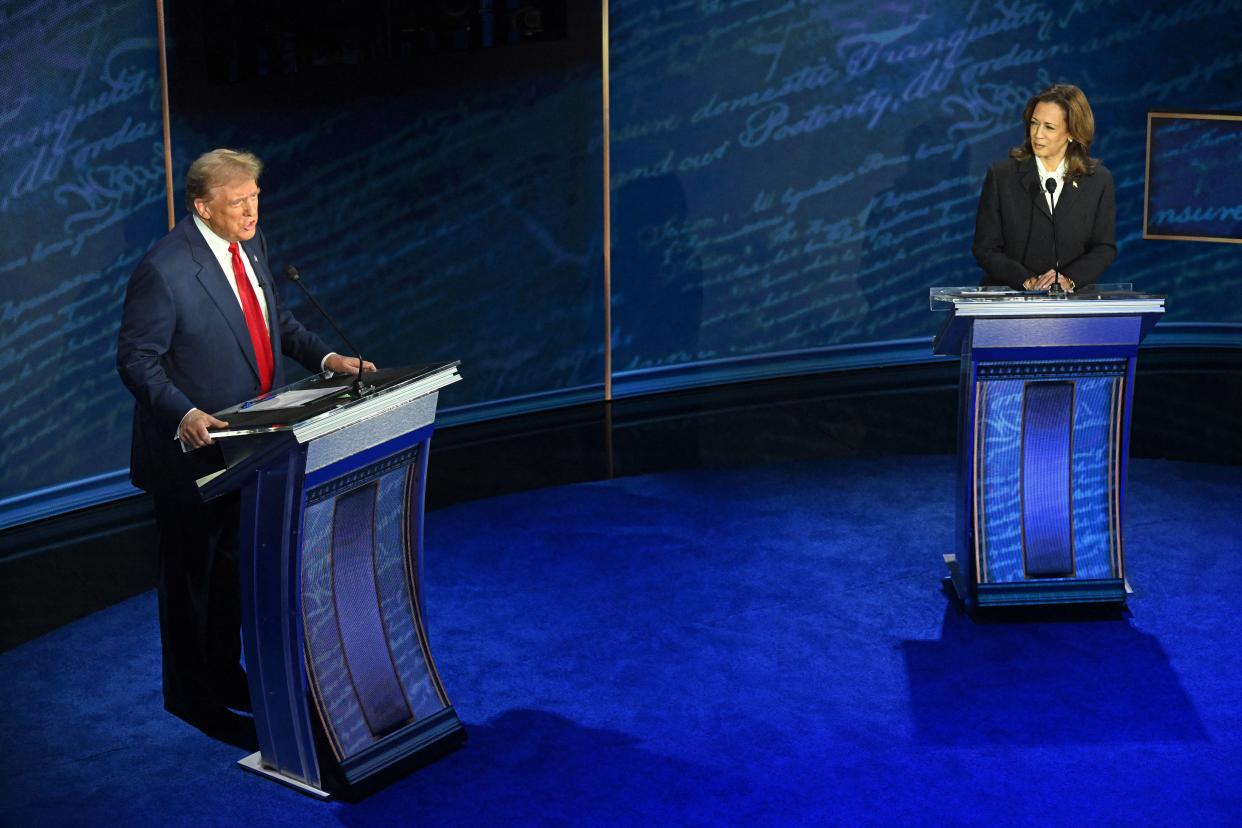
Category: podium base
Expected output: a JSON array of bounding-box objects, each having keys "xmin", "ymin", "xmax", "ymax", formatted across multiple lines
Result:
[
  {"xmin": 942, "ymin": 554, "xmax": 1129, "ymax": 609},
  {"xmin": 943, "ymin": 554, "xmax": 968, "ymax": 604},
  {"xmin": 238, "ymin": 752, "xmax": 331, "ymax": 800}
]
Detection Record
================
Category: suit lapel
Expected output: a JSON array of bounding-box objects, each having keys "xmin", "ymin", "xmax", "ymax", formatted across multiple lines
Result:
[
  {"xmin": 1020, "ymin": 158, "xmax": 1052, "ymax": 220},
  {"xmin": 1055, "ymin": 172, "xmax": 1080, "ymax": 219},
  {"xmin": 184, "ymin": 219, "xmax": 261, "ymax": 383}
]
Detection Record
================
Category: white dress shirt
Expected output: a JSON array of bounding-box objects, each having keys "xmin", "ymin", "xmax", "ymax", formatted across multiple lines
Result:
[
  {"xmin": 1037, "ymin": 156, "xmax": 1067, "ymax": 212},
  {"xmin": 192, "ymin": 214, "xmax": 271, "ymax": 328},
  {"xmin": 177, "ymin": 217, "xmax": 335, "ymax": 436}
]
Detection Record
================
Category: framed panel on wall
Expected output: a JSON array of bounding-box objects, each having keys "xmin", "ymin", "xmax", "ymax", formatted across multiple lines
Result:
[{"xmin": 1144, "ymin": 111, "xmax": 1242, "ymax": 245}]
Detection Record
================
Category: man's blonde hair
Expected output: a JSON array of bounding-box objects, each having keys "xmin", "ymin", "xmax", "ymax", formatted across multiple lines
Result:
[{"xmin": 185, "ymin": 149, "xmax": 263, "ymax": 212}]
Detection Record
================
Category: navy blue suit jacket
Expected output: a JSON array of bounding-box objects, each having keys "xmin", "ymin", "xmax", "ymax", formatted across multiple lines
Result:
[
  {"xmin": 117, "ymin": 217, "xmax": 330, "ymax": 496},
  {"xmin": 972, "ymin": 157, "xmax": 1117, "ymax": 290}
]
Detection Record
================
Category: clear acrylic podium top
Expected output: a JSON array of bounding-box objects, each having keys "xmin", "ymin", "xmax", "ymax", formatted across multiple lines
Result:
[
  {"xmin": 206, "ymin": 362, "xmax": 462, "ymax": 443},
  {"xmin": 930, "ymin": 284, "xmax": 1165, "ymax": 317}
]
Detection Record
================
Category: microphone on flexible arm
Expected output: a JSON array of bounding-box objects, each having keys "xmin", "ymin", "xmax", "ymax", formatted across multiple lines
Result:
[
  {"xmin": 283, "ymin": 264, "xmax": 372, "ymax": 397},
  {"xmin": 1045, "ymin": 178, "xmax": 1064, "ymax": 296}
]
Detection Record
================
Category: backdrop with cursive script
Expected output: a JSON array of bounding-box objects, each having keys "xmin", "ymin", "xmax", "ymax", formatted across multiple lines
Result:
[
  {"xmin": 0, "ymin": 0, "xmax": 168, "ymax": 507},
  {"xmin": 2, "ymin": 0, "xmax": 1241, "ymax": 518},
  {"xmin": 607, "ymin": 0, "xmax": 1242, "ymax": 380},
  {"xmin": 161, "ymin": 0, "xmax": 608, "ymax": 421}
]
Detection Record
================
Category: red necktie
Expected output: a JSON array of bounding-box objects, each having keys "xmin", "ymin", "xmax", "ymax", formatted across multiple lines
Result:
[{"xmin": 228, "ymin": 242, "xmax": 275, "ymax": 393}]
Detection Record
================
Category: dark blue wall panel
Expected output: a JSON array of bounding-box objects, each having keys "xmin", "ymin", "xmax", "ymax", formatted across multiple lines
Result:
[
  {"xmin": 0, "ymin": 1, "xmax": 167, "ymax": 505},
  {"xmin": 163, "ymin": 4, "xmax": 606, "ymax": 417},
  {"xmin": 3, "ymin": 2, "xmax": 1242, "ymax": 525},
  {"xmin": 608, "ymin": 0, "xmax": 1242, "ymax": 380}
]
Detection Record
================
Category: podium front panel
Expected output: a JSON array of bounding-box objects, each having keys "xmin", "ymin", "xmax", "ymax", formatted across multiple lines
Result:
[
  {"xmin": 301, "ymin": 440, "xmax": 450, "ymax": 762},
  {"xmin": 972, "ymin": 364, "xmax": 1124, "ymax": 588},
  {"xmin": 223, "ymin": 366, "xmax": 465, "ymax": 795},
  {"xmin": 294, "ymin": 425, "xmax": 459, "ymax": 784},
  {"xmin": 931, "ymin": 291, "xmax": 1161, "ymax": 608}
]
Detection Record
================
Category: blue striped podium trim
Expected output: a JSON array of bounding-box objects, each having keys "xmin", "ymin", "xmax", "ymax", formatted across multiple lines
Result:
[
  {"xmin": 977, "ymin": 579, "xmax": 1126, "ymax": 606},
  {"xmin": 1021, "ymin": 382, "xmax": 1075, "ymax": 577},
  {"xmin": 331, "ymin": 484, "xmax": 414, "ymax": 739}
]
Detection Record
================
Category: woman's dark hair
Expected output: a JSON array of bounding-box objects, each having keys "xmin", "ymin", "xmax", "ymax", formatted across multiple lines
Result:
[{"xmin": 1009, "ymin": 83, "xmax": 1099, "ymax": 179}]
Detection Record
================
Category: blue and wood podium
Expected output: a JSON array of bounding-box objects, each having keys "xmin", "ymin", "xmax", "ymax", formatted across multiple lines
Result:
[
  {"xmin": 932, "ymin": 287, "xmax": 1164, "ymax": 609},
  {"xmin": 196, "ymin": 362, "xmax": 464, "ymax": 797}
]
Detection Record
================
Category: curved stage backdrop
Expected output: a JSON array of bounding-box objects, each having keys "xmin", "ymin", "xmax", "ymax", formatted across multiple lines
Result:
[{"xmin": 2, "ymin": 0, "xmax": 1241, "ymax": 524}]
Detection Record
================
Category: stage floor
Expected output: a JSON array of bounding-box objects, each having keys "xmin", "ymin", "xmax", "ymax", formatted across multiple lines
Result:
[{"xmin": 4, "ymin": 455, "xmax": 1240, "ymax": 825}]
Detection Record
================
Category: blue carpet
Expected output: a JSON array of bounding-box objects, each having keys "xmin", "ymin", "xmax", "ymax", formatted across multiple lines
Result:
[{"xmin": 3, "ymin": 456, "xmax": 1241, "ymax": 826}]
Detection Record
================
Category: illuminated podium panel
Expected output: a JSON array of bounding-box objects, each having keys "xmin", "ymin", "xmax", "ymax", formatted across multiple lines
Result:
[
  {"xmin": 197, "ymin": 363, "xmax": 465, "ymax": 797},
  {"xmin": 932, "ymin": 288, "xmax": 1164, "ymax": 609}
]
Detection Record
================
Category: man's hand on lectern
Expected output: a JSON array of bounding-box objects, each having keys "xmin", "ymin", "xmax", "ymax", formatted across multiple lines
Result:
[
  {"xmin": 179, "ymin": 408, "xmax": 229, "ymax": 449},
  {"xmin": 325, "ymin": 354, "xmax": 377, "ymax": 375}
]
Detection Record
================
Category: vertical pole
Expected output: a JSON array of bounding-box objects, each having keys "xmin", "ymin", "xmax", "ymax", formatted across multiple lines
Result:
[
  {"xmin": 1142, "ymin": 113, "xmax": 1152, "ymax": 240},
  {"xmin": 601, "ymin": 0, "xmax": 615, "ymax": 479},
  {"xmin": 156, "ymin": 0, "xmax": 175, "ymax": 229},
  {"xmin": 601, "ymin": 0, "xmax": 612, "ymax": 402}
]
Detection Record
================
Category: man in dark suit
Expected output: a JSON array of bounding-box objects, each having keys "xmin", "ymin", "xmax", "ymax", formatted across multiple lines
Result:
[
  {"xmin": 117, "ymin": 149, "xmax": 369, "ymax": 739},
  {"xmin": 973, "ymin": 84, "xmax": 1116, "ymax": 292}
]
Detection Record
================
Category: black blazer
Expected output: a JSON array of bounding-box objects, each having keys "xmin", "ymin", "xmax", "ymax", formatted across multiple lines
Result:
[
  {"xmin": 972, "ymin": 157, "xmax": 1116, "ymax": 290},
  {"xmin": 117, "ymin": 217, "xmax": 331, "ymax": 497}
]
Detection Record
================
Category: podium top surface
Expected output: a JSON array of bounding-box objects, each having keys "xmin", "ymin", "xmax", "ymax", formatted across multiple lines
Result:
[
  {"xmin": 205, "ymin": 362, "xmax": 461, "ymax": 444},
  {"xmin": 931, "ymin": 287, "xmax": 1167, "ymax": 356},
  {"xmin": 930, "ymin": 285, "xmax": 1165, "ymax": 318}
]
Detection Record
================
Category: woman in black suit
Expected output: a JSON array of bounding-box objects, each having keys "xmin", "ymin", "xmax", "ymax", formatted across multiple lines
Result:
[{"xmin": 972, "ymin": 83, "xmax": 1116, "ymax": 292}]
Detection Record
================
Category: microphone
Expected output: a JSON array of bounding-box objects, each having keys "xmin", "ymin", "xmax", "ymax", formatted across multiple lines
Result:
[
  {"xmin": 1045, "ymin": 178, "xmax": 1064, "ymax": 296},
  {"xmin": 283, "ymin": 264, "xmax": 372, "ymax": 397}
]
